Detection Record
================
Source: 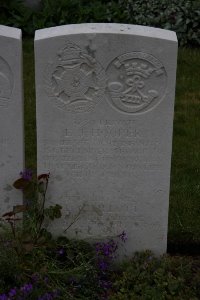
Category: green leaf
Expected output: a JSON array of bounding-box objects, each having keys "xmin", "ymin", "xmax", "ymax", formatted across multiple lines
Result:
[{"xmin": 44, "ymin": 204, "xmax": 62, "ymax": 220}]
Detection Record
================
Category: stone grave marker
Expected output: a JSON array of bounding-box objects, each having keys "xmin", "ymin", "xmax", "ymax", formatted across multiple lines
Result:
[
  {"xmin": 0, "ymin": 25, "xmax": 24, "ymax": 215},
  {"xmin": 35, "ymin": 24, "xmax": 177, "ymax": 257}
]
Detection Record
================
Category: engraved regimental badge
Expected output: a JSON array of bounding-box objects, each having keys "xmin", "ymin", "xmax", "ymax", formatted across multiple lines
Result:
[
  {"xmin": 0, "ymin": 57, "xmax": 13, "ymax": 107},
  {"xmin": 106, "ymin": 52, "xmax": 167, "ymax": 114},
  {"xmin": 45, "ymin": 42, "xmax": 106, "ymax": 113}
]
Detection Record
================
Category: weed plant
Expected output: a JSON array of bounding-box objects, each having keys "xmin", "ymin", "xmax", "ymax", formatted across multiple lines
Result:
[
  {"xmin": 0, "ymin": 171, "xmax": 199, "ymax": 299},
  {"xmin": 0, "ymin": 171, "xmax": 127, "ymax": 299}
]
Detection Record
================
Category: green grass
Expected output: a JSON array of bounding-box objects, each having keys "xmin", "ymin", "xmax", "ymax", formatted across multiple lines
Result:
[
  {"xmin": 23, "ymin": 38, "xmax": 36, "ymax": 171},
  {"xmin": 168, "ymin": 48, "xmax": 200, "ymax": 247},
  {"xmin": 23, "ymin": 39, "xmax": 200, "ymax": 247}
]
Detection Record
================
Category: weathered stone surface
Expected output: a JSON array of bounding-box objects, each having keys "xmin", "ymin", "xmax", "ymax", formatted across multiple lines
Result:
[
  {"xmin": 35, "ymin": 23, "xmax": 177, "ymax": 257},
  {"xmin": 0, "ymin": 25, "xmax": 24, "ymax": 215}
]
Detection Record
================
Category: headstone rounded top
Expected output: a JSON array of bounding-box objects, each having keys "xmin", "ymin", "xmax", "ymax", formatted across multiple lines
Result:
[
  {"xmin": 34, "ymin": 23, "xmax": 177, "ymax": 42},
  {"xmin": 0, "ymin": 25, "xmax": 21, "ymax": 39}
]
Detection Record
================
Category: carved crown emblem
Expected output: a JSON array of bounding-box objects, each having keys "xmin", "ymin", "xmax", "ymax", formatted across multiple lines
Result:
[
  {"xmin": 124, "ymin": 62, "xmax": 155, "ymax": 78},
  {"xmin": 57, "ymin": 42, "xmax": 81, "ymax": 61}
]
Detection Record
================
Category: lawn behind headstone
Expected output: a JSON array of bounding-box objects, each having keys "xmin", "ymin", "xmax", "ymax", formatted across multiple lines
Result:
[{"xmin": 168, "ymin": 48, "xmax": 200, "ymax": 252}]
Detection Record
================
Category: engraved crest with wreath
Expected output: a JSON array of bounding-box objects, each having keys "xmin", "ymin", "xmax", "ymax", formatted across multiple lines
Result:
[
  {"xmin": 106, "ymin": 52, "xmax": 167, "ymax": 114},
  {"xmin": 44, "ymin": 42, "xmax": 106, "ymax": 113}
]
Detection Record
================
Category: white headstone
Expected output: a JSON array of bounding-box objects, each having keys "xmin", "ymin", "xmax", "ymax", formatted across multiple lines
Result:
[
  {"xmin": 35, "ymin": 24, "xmax": 177, "ymax": 257},
  {"xmin": 0, "ymin": 25, "xmax": 24, "ymax": 215}
]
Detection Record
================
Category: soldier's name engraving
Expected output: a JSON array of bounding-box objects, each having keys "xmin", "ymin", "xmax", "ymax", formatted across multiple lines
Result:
[{"xmin": 42, "ymin": 118, "xmax": 163, "ymax": 178}]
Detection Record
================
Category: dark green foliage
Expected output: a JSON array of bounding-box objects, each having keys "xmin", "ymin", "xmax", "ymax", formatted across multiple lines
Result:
[
  {"xmin": 0, "ymin": 0, "xmax": 34, "ymax": 35},
  {"xmin": 0, "ymin": 0, "xmax": 26, "ymax": 26},
  {"xmin": 44, "ymin": 204, "xmax": 62, "ymax": 220},
  {"xmin": 119, "ymin": 0, "xmax": 200, "ymax": 46},
  {"xmin": 110, "ymin": 251, "xmax": 200, "ymax": 300},
  {"xmin": 0, "ymin": 0, "xmax": 200, "ymax": 46}
]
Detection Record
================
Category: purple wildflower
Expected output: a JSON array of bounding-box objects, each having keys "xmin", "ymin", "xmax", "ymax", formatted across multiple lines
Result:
[
  {"xmin": 31, "ymin": 273, "xmax": 40, "ymax": 283},
  {"xmin": 99, "ymin": 279, "xmax": 112, "ymax": 290},
  {"xmin": 117, "ymin": 230, "xmax": 127, "ymax": 243},
  {"xmin": 38, "ymin": 292, "xmax": 53, "ymax": 300},
  {"xmin": 57, "ymin": 248, "xmax": 64, "ymax": 255},
  {"xmin": 98, "ymin": 259, "xmax": 108, "ymax": 271},
  {"xmin": 44, "ymin": 277, "xmax": 49, "ymax": 284},
  {"xmin": 38, "ymin": 290, "xmax": 60, "ymax": 300},
  {"xmin": 8, "ymin": 288, "xmax": 17, "ymax": 297},
  {"xmin": 20, "ymin": 169, "xmax": 33, "ymax": 181},
  {"xmin": 0, "ymin": 294, "xmax": 7, "ymax": 300},
  {"xmin": 95, "ymin": 239, "xmax": 118, "ymax": 260},
  {"xmin": 20, "ymin": 283, "xmax": 33, "ymax": 295},
  {"xmin": 147, "ymin": 255, "xmax": 153, "ymax": 261},
  {"xmin": 69, "ymin": 277, "xmax": 78, "ymax": 285}
]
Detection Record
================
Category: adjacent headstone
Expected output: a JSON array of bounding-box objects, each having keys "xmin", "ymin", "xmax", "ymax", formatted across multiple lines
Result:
[
  {"xmin": 0, "ymin": 25, "xmax": 24, "ymax": 215},
  {"xmin": 35, "ymin": 24, "xmax": 177, "ymax": 257}
]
